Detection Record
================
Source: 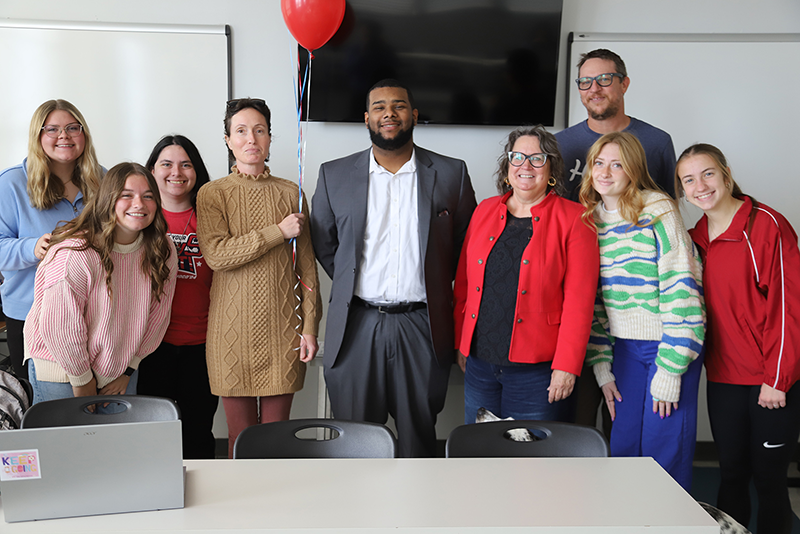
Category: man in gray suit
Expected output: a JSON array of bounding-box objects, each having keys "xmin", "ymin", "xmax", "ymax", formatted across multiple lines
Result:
[{"xmin": 311, "ymin": 79, "xmax": 477, "ymax": 457}]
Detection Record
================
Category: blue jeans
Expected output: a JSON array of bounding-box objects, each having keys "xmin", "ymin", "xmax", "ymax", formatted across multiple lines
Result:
[
  {"xmin": 28, "ymin": 360, "xmax": 138, "ymax": 408},
  {"xmin": 609, "ymin": 338, "xmax": 703, "ymax": 491},
  {"xmin": 464, "ymin": 356, "xmax": 573, "ymax": 424}
]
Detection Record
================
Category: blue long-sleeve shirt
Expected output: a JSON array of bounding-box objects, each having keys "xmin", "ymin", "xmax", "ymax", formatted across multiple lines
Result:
[
  {"xmin": 555, "ymin": 117, "xmax": 676, "ymax": 201},
  {"xmin": 0, "ymin": 158, "xmax": 85, "ymax": 320}
]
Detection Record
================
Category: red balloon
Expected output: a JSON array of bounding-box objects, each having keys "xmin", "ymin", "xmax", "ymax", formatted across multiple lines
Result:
[{"xmin": 281, "ymin": 0, "xmax": 346, "ymax": 53}]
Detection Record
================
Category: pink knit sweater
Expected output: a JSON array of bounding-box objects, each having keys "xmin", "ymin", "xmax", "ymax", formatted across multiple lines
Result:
[{"xmin": 24, "ymin": 235, "xmax": 177, "ymax": 388}]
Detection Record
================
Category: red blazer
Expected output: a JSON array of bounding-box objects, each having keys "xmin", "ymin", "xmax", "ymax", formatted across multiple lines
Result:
[
  {"xmin": 690, "ymin": 197, "xmax": 800, "ymax": 392},
  {"xmin": 454, "ymin": 192, "xmax": 599, "ymax": 375}
]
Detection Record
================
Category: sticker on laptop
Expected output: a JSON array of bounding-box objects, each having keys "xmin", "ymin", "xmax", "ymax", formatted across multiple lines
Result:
[{"xmin": 0, "ymin": 449, "xmax": 41, "ymax": 481}]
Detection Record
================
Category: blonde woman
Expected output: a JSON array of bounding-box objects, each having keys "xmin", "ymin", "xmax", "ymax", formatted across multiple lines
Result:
[
  {"xmin": 24, "ymin": 163, "xmax": 176, "ymax": 403},
  {"xmin": 0, "ymin": 100, "xmax": 102, "ymax": 379},
  {"xmin": 580, "ymin": 131, "xmax": 704, "ymax": 491}
]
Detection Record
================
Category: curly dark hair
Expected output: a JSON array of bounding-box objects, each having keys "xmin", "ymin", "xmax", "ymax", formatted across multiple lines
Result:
[
  {"xmin": 495, "ymin": 125, "xmax": 565, "ymax": 196},
  {"xmin": 366, "ymin": 79, "xmax": 416, "ymax": 110}
]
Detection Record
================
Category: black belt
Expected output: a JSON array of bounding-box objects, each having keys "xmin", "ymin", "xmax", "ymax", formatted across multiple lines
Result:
[{"xmin": 353, "ymin": 296, "xmax": 426, "ymax": 314}]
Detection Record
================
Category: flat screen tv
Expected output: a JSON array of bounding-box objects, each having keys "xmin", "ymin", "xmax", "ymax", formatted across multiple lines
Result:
[{"xmin": 299, "ymin": 0, "xmax": 563, "ymax": 126}]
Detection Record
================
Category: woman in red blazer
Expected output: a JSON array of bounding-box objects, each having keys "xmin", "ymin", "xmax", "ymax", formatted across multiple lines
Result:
[{"xmin": 454, "ymin": 126, "xmax": 599, "ymax": 423}]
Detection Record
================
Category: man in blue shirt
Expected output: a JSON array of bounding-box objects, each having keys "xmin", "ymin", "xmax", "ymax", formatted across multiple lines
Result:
[{"xmin": 556, "ymin": 49, "xmax": 676, "ymax": 201}]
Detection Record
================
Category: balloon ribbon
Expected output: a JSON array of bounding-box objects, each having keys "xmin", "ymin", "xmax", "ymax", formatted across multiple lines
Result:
[{"xmin": 291, "ymin": 46, "xmax": 314, "ymax": 351}]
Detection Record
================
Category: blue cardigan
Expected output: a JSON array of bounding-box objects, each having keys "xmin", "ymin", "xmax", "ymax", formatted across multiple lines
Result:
[{"xmin": 0, "ymin": 158, "xmax": 86, "ymax": 320}]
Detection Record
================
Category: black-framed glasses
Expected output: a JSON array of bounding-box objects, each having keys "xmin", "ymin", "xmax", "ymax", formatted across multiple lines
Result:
[
  {"xmin": 227, "ymin": 98, "xmax": 267, "ymax": 109},
  {"xmin": 508, "ymin": 151, "xmax": 548, "ymax": 168},
  {"xmin": 575, "ymin": 73, "xmax": 624, "ymax": 91},
  {"xmin": 41, "ymin": 123, "xmax": 83, "ymax": 138}
]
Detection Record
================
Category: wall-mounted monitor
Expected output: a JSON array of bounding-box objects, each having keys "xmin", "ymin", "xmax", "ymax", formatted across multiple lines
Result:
[{"xmin": 300, "ymin": 0, "xmax": 563, "ymax": 126}]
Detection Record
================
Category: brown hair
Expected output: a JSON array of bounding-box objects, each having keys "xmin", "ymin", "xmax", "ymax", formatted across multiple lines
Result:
[
  {"xmin": 48, "ymin": 162, "xmax": 173, "ymax": 302},
  {"xmin": 674, "ymin": 143, "xmax": 744, "ymax": 200},
  {"xmin": 223, "ymin": 98, "xmax": 272, "ymax": 163},
  {"xmin": 675, "ymin": 142, "xmax": 757, "ymax": 232},
  {"xmin": 577, "ymin": 49, "xmax": 627, "ymax": 78}
]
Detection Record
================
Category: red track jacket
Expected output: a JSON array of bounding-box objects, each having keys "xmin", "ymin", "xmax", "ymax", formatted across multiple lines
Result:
[{"xmin": 690, "ymin": 197, "xmax": 800, "ymax": 391}]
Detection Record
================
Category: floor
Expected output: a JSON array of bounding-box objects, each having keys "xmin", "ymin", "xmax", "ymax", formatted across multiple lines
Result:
[
  {"xmin": 695, "ymin": 459, "xmax": 800, "ymax": 524},
  {"xmin": 791, "ymin": 462, "xmax": 800, "ymax": 517}
]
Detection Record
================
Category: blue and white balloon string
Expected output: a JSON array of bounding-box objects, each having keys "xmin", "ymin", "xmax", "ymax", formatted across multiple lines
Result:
[{"xmin": 289, "ymin": 40, "xmax": 314, "ymax": 350}]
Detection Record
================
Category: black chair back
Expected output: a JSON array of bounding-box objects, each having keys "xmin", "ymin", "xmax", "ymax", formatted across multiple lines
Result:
[
  {"xmin": 446, "ymin": 420, "xmax": 610, "ymax": 458},
  {"xmin": 21, "ymin": 395, "xmax": 180, "ymax": 428},
  {"xmin": 233, "ymin": 419, "xmax": 397, "ymax": 459}
]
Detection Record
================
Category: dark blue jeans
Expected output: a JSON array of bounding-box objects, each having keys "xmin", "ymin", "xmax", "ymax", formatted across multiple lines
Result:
[{"xmin": 464, "ymin": 356, "xmax": 573, "ymax": 424}]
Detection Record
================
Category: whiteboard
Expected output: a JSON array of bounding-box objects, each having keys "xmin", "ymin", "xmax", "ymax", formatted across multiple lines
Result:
[
  {"xmin": 0, "ymin": 20, "xmax": 231, "ymax": 179},
  {"xmin": 566, "ymin": 33, "xmax": 800, "ymax": 230}
]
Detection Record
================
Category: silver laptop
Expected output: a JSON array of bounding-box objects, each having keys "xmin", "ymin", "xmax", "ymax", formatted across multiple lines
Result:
[{"xmin": 0, "ymin": 419, "xmax": 184, "ymax": 522}]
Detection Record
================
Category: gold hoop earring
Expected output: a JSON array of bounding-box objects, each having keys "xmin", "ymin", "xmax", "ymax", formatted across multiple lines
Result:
[
  {"xmin": 504, "ymin": 177, "xmax": 510, "ymax": 186},
  {"xmin": 548, "ymin": 176, "xmax": 556, "ymax": 187}
]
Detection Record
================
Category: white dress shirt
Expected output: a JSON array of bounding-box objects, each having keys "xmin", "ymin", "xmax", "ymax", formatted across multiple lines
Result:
[{"xmin": 355, "ymin": 148, "xmax": 426, "ymax": 304}]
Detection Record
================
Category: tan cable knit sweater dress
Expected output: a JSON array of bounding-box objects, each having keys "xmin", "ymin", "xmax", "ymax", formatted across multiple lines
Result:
[{"xmin": 196, "ymin": 166, "xmax": 321, "ymax": 397}]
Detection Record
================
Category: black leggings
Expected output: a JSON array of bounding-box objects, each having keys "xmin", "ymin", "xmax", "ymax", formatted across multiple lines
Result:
[
  {"xmin": 136, "ymin": 342, "xmax": 218, "ymax": 459},
  {"xmin": 707, "ymin": 381, "xmax": 800, "ymax": 534},
  {"xmin": 5, "ymin": 317, "xmax": 27, "ymax": 379}
]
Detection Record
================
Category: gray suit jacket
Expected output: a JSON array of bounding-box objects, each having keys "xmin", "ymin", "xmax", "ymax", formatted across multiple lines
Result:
[{"xmin": 310, "ymin": 146, "xmax": 477, "ymax": 367}]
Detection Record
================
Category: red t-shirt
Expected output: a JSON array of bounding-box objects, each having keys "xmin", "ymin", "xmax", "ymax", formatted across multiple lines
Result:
[{"xmin": 163, "ymin": 208, "xmax": 213, "ymax": 346}]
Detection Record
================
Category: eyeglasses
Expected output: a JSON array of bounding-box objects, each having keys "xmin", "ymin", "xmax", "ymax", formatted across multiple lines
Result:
[
  {"xmin": 508, "ymin": 151, "xmax": 548, "ymax": 168},
  {"xmin": 575, "ymin": 73, "xmax": 625, "ymax": 91},
  {"xmin": 227, "ymin": 98, "xmax": 267, "ymax": 109},
  {"xmin": 41, "ymin": 123, "xmax": 83, "ymax": 138}
]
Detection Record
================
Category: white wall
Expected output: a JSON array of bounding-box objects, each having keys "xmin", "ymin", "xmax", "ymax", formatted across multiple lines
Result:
[
  {"xmin": 10, "ymin": 0, "xmax": 797, "ymax": 205},
  {"xmin": 1, "ymin": 21, "xmax": 230, "ymax": 179},
  {"xmin": 4, "ymin": 0, "xmax": 799, "ymax": 441}
]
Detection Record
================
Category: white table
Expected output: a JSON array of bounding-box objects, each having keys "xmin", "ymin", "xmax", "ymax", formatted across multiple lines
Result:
[{"xmin": 1, "ymin": 457, "xmax": 718, "ymax": 533}]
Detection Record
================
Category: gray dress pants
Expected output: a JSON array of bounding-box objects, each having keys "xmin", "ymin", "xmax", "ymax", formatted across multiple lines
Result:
[{"xmin": 324, "ymin": 303, "xmax": 450, "ymax": 458}]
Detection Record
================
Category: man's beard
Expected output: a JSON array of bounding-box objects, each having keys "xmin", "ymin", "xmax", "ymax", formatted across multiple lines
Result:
[
  {"xmin": 588, "ymin": 101, "xmax": 619, "ymax": 121},
  {"xmin": 368, "ymin": 122, "xmax": 414, "ymax": 151}
]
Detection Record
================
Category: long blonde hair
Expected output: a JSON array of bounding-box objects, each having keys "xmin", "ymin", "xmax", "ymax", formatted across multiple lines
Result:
[
  {"xmin": 26, "ymin": 100, "xmax": 102, "ymax": 210},
  {"xmin": 48, "ymin": 163, "xmax": 173, "ymax": 302},
  {"xmin": 579, "ymin": 131, "xmax": 672, "ymax": 228}
]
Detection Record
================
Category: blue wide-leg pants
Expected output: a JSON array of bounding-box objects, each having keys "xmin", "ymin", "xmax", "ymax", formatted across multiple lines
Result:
[{"xmin": 610, "ymin": 338, "xmax": 703, "ymax": 491}]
